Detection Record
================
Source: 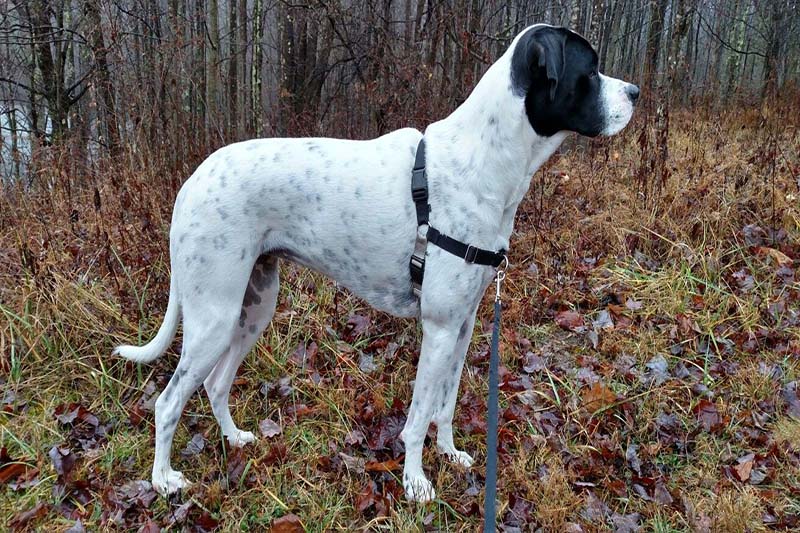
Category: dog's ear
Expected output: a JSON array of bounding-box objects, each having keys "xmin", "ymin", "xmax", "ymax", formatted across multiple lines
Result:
[{"xmin": 511, "ymin": 26, "xmax": 568, "ymax": 101}]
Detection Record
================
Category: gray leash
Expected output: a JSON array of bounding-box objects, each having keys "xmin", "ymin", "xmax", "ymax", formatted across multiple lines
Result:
[{"xmin": 484, "ymin": 261, "xmax": 506, "ymax": 532}]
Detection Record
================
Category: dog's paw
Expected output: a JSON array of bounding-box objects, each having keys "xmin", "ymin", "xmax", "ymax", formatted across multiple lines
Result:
[
  {"xmin": 227, "ymin": 430, "xmax": 256, "ymax": 448},
  {"xmin": 152, "ymin": 469, "xmax": 189, "ymax": 496},
  {"xmin": 438, "ymin": 446, "xmax": 474, "ymax": 468},
  {"xmin": 403, "ymin": 474, "xmax": 436, "ymax": 503}
]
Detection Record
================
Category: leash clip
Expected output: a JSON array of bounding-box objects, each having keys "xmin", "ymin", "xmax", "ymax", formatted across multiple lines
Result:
[{"xmin": 494, "ymin": 256, "xmax": 508, "ymax": 303}]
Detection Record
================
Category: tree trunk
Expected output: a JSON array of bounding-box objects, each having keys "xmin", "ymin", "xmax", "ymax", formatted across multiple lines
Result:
[
  {"xmin": 207, "ymin": 0, "xmax": 220, "ymax": 134},
  {"xmin": 84, "ymin": 0, "xmax": 119, "ymax": 153},
  {"xmin": 252, "ymin": 0, "xmax": 264, "ymax": 136},
  {"xmin": 228, "ymin": 0, "xmax": 239, "ymax": 138}
]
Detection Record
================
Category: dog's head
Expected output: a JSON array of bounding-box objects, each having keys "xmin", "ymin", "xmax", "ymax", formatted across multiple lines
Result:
[{"xmin": 510, "ymin": 25, "xmax": 639, "ymax": 138}]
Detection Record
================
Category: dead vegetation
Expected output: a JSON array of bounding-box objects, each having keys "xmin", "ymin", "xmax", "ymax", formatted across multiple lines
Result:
[{"xmin": 1, "ymin": 100, "xmax": 799, "ymax": 531}]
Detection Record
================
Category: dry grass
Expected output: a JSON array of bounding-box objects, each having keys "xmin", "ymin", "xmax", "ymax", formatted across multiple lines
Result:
[{"xmin": 1, "ymin": 100, "xmax": 799, "ymax": 530}]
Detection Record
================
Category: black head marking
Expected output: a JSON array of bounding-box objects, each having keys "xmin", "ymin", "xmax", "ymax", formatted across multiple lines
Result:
[{"xmin": 511, "ymin": 26, "xmax": 605, "ymax": 137}]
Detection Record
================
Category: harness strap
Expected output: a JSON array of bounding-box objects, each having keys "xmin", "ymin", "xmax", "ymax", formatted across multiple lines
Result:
[
  {"xmin": 427, "ymin": 227, "xmax": 506, "ymax": 267},
  {"xmin": 409, "ymin": 138, "xmax": 505, "ymax": 294}
]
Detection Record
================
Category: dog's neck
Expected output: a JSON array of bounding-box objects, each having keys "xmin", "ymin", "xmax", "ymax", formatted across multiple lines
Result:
[{"xmin": 425, "ymin": 50, "xmax": 567, "ymax": 247}]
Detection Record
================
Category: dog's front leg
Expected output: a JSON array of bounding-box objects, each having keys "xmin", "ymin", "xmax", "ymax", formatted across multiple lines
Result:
[
  {"xmin": 432, "ymin": 309, "xmax": 478, "ymax": 468},
  {"xmin": 400, "ymin": 317, "xmax": 464, "ymax": 502}
]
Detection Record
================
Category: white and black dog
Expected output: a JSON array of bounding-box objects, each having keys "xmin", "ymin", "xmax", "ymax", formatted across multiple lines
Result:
[{"xmin": 115, "ymin": 24, "xmax": 639, "ymax": 501}]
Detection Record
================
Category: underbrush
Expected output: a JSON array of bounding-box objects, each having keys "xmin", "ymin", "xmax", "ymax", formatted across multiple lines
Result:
[{"xmin": 1, "ymin": 103, "xmax": 799, "ymax": 531}]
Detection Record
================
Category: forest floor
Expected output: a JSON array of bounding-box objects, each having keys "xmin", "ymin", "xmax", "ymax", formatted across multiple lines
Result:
[{"xmin": 1, "ymin": 103, "xmax": 799, "ymax": 532}]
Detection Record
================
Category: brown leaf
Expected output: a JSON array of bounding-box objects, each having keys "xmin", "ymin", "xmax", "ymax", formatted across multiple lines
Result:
[
  {"xmin": 733, "ymin": 453, "xmax": 755, "ymax": 482},
  {"xmin": 555, "ymin": 310, "xmax": 586, "ymax": 332},
  {"xmin": 138, "ymin": 519, "xmax": 161, "ymax": 533},
  {"xmin": 8, "ymin": 501, "xmax": 48, "ymax": 530},
  {"xmin": 693, "ymin": 399, "xmax": 722, "ymax": 432},
  {"xmin": 0, "ymin": 459, "xmax": 28, "ymax": 485},
  {"xmin": 365, "ymin": 456, "xmax": 402, "ymax": 472},
  {"xmin": 345, "ymin": 314, "xmax": 371, "ymax": 339},
  {"xmin": 581, "ymin": 382, "xmax": 617, "ymax": 413},
  {"xmin": 355, "ymin": 480, "xmax": 379, "ymax": 513},
  {"xmin": 759, "ymin": 246, "xmax": 793, "ymax": 267},
  {"xmin": 259, "ymin": 419, "xmax": 282, "ymax": 438},
  {"xmin": 270, "ymin": 513, "xmax": 304, "ymax": 533},
  {"xmin": 48, "ymin": 445, "xmax": 76, "ymax": 479}
]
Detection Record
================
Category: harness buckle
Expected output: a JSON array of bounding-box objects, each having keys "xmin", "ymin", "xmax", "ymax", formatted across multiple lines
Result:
[
  {"xmin": 464, "ymin": 245, "xmax": 478, "ymax": 263},
  {"xmin": 410, "ymin": 224, "xmax": 429, "ymax": 298}
]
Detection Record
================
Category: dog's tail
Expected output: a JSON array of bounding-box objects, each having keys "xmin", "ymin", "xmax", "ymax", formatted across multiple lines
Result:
[{"xmin": 114, "ymin": 278, "xmax": 181, "ymax": 363}]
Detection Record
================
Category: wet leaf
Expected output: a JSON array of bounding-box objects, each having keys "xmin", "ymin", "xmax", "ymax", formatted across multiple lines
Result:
[
  {"xmin": 345, "ymin": 314, "xmax": 371, "ymax": 339},
  {"xmin": 611, "ymin": 512, "xmax": 641, "ymax": 533},
  {"xmin": 0, "ymin": 448, "xmax": 34, "ymax": 485},
  {"xmin": 8, "ymin": 501, "xmax": 48, "ymax": 530},
  {"xmin": 556, "ymin": 310, "xmax": 586, "ymax": 332},
  {"xmin": 48, "ymin": 445, "xmax": 76, "ymax": 479},
  {"xmin": 642, "ymin": 354, "xmax": 669, "ymax": 385},
  {"xmin": 733, "ymin": 453, "xmax": 755, "ymax": 482},
  {"xmin": 259, "ymin": 419, "xmax": 282, "ymax": 438},
  {"xmin": 581, "ymin": 382, "xmax": 617, "ymax": 413},
  {"xmin": 355, "ymin": 480, "xmax": 379, "ymax": 513},
  {"xmin": 338, "ymin": 452, "xmax": 365, "ymax": 474},
  {"xmin": 693, "ymin": 399, "xmax": 722, "ymax": 432},
  {"xmin": 626, "ymin": 444, "xmax": 642, "ymax": 475},
  {"xmin": 181, "ymin": 432, "xmax": 205, "ymax": 456},
  {"xmin": 522, "ymin": 352, "xmax": 546, "ymax": 373},
  {"xmin": 653, "ymin": 481, "xmax": 673, "ymax": 505},
  {"xmin": 65, "ymin": 519, "xmax": 86, "ymax": 533},
  {"xmin": 358, "ymin": 352, "xmax": 377, "ymax": 373},
  {"xmin": 365, "ymin": 456, "xmax": 402, "ymax": 472},
  {"xmin": 270, "ymin": 513, "xmax": 304, "ymax": 533},
  {"xmin": 593, "ymin": 309, "xmax": 614, "ymax": 330}
]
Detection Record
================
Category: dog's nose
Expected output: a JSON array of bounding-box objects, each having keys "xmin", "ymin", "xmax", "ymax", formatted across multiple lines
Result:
[{"xmin": 626, "ymin": 85, "xmax": 640, "ymax": 105}]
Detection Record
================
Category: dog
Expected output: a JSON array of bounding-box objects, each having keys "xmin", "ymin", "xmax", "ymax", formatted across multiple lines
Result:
[{"xmin": 114, "ymin": 24, "xmax": 639, "ymax": 502}]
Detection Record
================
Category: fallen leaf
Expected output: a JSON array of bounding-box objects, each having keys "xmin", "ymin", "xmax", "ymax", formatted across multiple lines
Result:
[
  {"xmin": 693, "ymin": 399, "xmax": 722, "ymax": 432},
  {"xmin": 759, "ymin": 246, "xmax": 793, "ymax": 267},
  {"xmin": 358, "ymin": 352, "xmax": 377, "ymax": 373},
  {"xmin": 48, "ymin": 446, "xmax": 76, "ymax": 479},
  {"xmin": 611, "ymin": 512, "xmax": 641, "ymax": 533},
  {"xmin": 8, "ymin": 501, "xmax": 48, "ymax": 529},
  {"xmin": 365, "ymin": 456, "xmax": 402, "ymax": 472},
  {"xmin": 653, "ymin": 481, "xmax": 673, "ymax": 505},
  {"xmin": 355, "ymin": 480, "xmax": 379, "ymax": 513},
  {"xmin": 733, "ymin": 453, "xmax": 755, "ymax": 482},
  {"xmin": 626, "ymin": 444, "xmax": 642, "ymax": 475},
  {"xmin": 270, "ymin": 513, "xmax": 304, "ymax": 533},
  {"xmin": 522, "ymin": 352, "xmax": 546, "ymax": 373},
  {"xmin": 593, "ymin": 310, "xmax": 614, "ymax": 330},
  {"xmin": 338, "ymin": 452, "xmax": 366, "ymax": 474},
  {"xmin": 65, "ymin": 519, "xmax": 86, "ymax": 533},
  {"xmin": 556, "ymin": 310, "xmax": 586, "ymax": 332},
  {"xmin": 259, "ymin": 419, "xmax": 282, "ymax": 438},
  {"xmin": 581, "ymin": 382, "xmax": 617, "ymax": 413},
  {"xmin": 345, "ymin": 314, "xmax": 371, "ymax": 339},
  {"xmin": 181, "ymin": 433, "xmax": 205, "ymax": 456}
]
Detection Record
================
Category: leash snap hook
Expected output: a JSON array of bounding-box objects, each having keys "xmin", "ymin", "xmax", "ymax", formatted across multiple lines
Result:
[{"xmin": 494, "ymin": 255, "xmax": 508, "ymax": 303}]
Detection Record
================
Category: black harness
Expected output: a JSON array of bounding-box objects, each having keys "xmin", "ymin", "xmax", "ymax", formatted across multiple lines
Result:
[{"xmin": 409, "ymin": 138, "xmax": 506, "ymax": 297}]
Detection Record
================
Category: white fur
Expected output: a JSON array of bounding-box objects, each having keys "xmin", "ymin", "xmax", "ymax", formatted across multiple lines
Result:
[
  {"xmin": 599, "ymin": 74, "xmax": 637, "ymax": 135},
  {"xmin": 115, "ymin": 24, "xmax": 635, "ymax": 501}
]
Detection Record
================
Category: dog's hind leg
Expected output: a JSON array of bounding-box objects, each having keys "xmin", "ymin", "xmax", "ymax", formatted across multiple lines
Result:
[
  {"xmin": 433, "ymin": 309, "xmax": 478, "ymax": 468},
  {"xmin": 151, "ymin": 271, "xmax": 247, "ymax": 495},
  {"xmin": 204, "ymin": 255, "xmax": 279, "ymax": 447}
]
